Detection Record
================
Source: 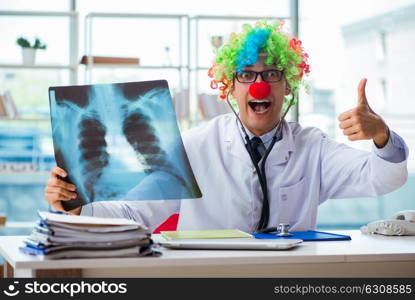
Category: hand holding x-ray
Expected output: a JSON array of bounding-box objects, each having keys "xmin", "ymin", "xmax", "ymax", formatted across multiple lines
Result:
[{"xmin": 45, "ymin": 166, "xmax": 81, "ymax": 214}]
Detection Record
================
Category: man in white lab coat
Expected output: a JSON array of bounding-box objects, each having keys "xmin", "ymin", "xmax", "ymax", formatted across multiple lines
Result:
[{"xmin": 44, "ymin": 21, "xmax": 408, "ymax": 233}]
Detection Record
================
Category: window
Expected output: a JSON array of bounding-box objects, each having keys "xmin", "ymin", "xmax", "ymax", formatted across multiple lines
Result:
[
  {"xmin": 376, "ymin": 30, "xmax": 388, "ymax": 62},
  {"xmin": 300, "ymin": 0, "xmax": 415, "ymax": 229}
]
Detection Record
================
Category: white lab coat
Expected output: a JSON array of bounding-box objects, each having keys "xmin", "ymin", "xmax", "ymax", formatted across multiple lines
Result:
[{"xmin": 82, "ymin": 113, "xmax": 408, "ymax": 233}]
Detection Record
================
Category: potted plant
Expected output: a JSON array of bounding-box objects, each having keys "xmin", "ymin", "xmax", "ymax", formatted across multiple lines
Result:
[{"xmin": 16, "ymin": 37, "xmax": 47, "ymax": 65}]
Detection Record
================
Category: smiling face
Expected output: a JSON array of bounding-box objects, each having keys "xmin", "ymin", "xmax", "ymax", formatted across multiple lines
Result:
[{"xmin": 231, "ymin": 56, "xmax": 290, "ymax": 136}]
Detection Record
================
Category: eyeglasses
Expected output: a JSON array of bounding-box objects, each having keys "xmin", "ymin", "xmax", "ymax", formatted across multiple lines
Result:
[{"xmin": 234, "ymin": 70, "xmax": 284, "ymax": 83}]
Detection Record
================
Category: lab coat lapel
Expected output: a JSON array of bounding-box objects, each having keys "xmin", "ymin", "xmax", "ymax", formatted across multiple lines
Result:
[
  {"xmin": 266, "ymin": 121, "xmax": 296, "ymax": 166},
  {"xmin": 223, "ymin": 116, "xmax": 253, "ymax": 166}
]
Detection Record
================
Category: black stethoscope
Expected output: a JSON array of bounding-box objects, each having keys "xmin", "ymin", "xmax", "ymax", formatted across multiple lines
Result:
[{"xmin": 225, "ymin": 81, "xmax": 295, "ymax": 233}]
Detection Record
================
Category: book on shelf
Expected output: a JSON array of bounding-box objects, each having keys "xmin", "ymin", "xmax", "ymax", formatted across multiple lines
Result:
[
  {"xmin": 0, "ymin": 90, "xmax": 19, "ymax": 119},
  {"xmin": 0, "ymin": 95, "xmax": 7, "ymax": 117},
  {"xmin": 80, "ymin": 56, "xmax": 140, "ymax": 65}
]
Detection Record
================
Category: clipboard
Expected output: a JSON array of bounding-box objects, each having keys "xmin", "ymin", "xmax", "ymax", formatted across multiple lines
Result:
[{"xmin": 253, "ymin": 230, "xmax": 351, "ymax": 241}]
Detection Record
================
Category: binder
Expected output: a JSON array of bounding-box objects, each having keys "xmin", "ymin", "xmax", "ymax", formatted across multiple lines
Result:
[{"xmin": 253, "ymin": 230, "xmax": 351, "ymax": 241}]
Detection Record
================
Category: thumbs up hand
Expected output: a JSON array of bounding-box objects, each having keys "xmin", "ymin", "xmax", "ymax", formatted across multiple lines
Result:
[{"xmin": 338, "ymin": 78, "xmax": 389, "ymax": 148}]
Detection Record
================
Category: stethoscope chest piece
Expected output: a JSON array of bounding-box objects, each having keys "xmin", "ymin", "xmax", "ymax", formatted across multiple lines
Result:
[{"xmin": 276, "ymin": 223, "xmax": 293, "ymax": 237}]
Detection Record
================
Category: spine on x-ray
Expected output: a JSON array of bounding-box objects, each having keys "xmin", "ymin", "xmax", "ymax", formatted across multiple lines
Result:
[{"xmin": 78, "ymin": 114, "xmax": 109, "ymax": 201}]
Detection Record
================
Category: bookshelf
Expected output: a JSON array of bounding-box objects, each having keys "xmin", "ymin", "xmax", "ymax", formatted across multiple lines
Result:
[
  {"xmin": 0, "ymin": 10, "xmax": 79, "ymax": 84},
  {"xmin": 0, "ymin": 9, "xmax": 78, "ymax": 124},
  {"xmin": 83, "ymin": 12, "xmax": 190, "ymax": 90},
  {"xmin": 82, "ymin": 12, "xmax": 193, "ymax": 124}
]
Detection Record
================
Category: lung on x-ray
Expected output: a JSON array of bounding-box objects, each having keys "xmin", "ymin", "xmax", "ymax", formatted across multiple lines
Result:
[{"xmin": 49, "ymin": 80, "xmax": 202, "ymax": 210}]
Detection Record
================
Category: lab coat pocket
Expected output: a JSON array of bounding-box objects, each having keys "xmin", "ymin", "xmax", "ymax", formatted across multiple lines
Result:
[{"xmin": 278, "ymin": 177, "xmax": 307, "ymax": 224}]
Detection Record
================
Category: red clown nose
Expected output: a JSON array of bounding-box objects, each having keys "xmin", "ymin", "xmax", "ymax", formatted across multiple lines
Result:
[{"xmin": 249, "ymin": 81, "xmax": 271, "ymax": 99}]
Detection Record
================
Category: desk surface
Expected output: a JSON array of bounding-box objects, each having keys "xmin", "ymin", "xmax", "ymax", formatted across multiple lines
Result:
[{"xmin": 1, "ymin": 230, "xmax": 414, "ymax": 271}]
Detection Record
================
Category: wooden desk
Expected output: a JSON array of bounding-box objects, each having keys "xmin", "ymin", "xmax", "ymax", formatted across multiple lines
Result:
[{"xmin": 1, "ymin": 231, "xmax": 415, "ymax": 278}]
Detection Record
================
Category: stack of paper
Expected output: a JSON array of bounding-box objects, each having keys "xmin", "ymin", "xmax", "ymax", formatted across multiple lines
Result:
[{"xmin": 19, "ymin": 211, "xmax": 158, "ymax": 259}]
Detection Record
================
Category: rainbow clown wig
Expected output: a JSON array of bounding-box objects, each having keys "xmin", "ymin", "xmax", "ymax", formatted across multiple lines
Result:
[{"xmin": 208, "ymin": 20, "xmax": 310, "ymax": 108}]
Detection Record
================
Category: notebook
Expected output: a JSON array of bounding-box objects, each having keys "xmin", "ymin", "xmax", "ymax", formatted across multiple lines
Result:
[{"xmin": 160, "ymin": 229, "xmax": 252, "ymax": 240}]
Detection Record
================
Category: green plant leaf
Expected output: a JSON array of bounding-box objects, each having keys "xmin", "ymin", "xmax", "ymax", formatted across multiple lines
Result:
[{"xmin": 16, "ymin": 37, "xmax": 31, "ymax": 48}]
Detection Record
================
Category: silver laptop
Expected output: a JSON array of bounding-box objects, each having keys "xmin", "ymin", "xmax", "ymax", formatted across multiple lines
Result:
[{"xmin": 159, "ymin": 238, "xmax": 302, "ymax": 250}]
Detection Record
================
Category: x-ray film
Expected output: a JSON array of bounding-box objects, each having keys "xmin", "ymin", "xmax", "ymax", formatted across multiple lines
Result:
[{"xmin": 49, "ymin": 80, "xmax": 202, "ymax": 210}]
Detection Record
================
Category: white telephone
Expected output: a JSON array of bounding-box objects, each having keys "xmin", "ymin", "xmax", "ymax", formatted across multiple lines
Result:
[{"xmin": 360, "ymin": 210, "xmax": 415, "ymax": 236}]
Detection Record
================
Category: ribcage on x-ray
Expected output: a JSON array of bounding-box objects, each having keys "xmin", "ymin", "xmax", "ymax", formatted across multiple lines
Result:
[
  {"xmin": 78, "ymin": 114, "xmax": 109, "ymax": 200},
  {"xmin": 123, "ymin": 110, "xmax": 187, "ymax": 187}
]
